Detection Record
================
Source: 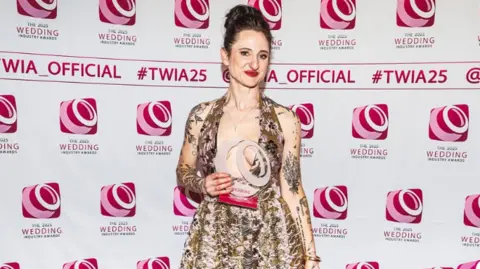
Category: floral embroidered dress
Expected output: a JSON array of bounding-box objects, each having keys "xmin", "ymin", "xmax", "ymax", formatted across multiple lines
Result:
[{"xmin": 179, "ymin": 94, "xmax": 305, "ymax": 269}]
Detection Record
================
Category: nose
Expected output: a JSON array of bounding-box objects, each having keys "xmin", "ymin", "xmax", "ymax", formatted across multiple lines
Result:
[{"xmin": 249, "ymin": 57, "xmax": 259, "ymax": 70}]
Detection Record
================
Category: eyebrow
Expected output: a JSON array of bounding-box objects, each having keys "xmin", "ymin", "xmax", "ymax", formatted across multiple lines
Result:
[{"xmin": 239, "ymin": 47, "xmax": 269, "ymax": 54}]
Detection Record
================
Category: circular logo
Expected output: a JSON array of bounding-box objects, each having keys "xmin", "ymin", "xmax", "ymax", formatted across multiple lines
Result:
[{"xmin": 214, "ymin": 139, "xmax": 271, "ymax": 197}]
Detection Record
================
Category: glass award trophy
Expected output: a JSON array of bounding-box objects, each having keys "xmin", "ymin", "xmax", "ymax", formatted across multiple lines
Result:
[{"xmin": 213, "ymin": 139, "xmax": 271, "ymax": 209}]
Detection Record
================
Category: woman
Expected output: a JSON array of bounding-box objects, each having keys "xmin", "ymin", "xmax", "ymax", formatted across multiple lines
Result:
[{"xmin": 176, "ymin": 4, "xmax": 321, "ymax": 269}]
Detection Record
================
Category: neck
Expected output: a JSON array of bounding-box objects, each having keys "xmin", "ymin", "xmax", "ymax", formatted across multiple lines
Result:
[{"xmin": 225, "ymin": 82, "xmax": 261, "ymax": 111}]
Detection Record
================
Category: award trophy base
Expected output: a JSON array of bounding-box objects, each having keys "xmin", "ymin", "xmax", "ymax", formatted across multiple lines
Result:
[{"xmin": 218, "ymin": 193, "xmax": 258, "ymax": 209}]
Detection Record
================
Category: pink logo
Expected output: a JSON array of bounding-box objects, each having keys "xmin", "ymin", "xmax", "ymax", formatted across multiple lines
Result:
[
  {"xmin": 290, "ymin": 103, "xmax": 315, "ymax": 139},
  {"xmin": 458, "ymin": 261, "xmax": 480, "ymax": 269},
  {"xmin": 60, "ymin": 98, "xmax": 98, "ymax": 135},
  {"xmin": 17, "ymin": 0, "xmax": 57, "ymax": 19},
  {"xmin": 0, "ymin": 95, "xmax": 18, "ymax": 134},
  {"xmin": 174, "ymin": 0, "xmax": 209, "ymax": 29},
  {"xmin": 464, "ymin": 194, "xmax": 480, "ymax": 228},
  {"xmin": 320, "ymin": 0, "xmax": 356, "ymax": 30},
  {"xmin": 248, "ymin": 0, "xmax": 282, "ymax": 30},
  {"xmin": 137, "ymin": 101, "xmax": 172, "ymax": 136},
  {"xmin": 0, "ymin": 262, "xmax": 20, "ymax": 269},
  {"xmin": 99, "ymin": 0, "xmax": 136, "ymax": 25},
  {"xmin": 22, "ymin": 182, "xmax": 61, "ymax": 219},
  {"xmin": 100, "ymin": 182, "xmax": 136, "ymax": 217},
  {"xmin": 352, "ymin": 104, "xmax": 389, "ymax": 140},
  {"xmin": 137, "ymin": 257, "xmax": 170, "ymax": 269},
  {"xmin": 173, "ymin": 186, "xmax": 203, "ymax": 217},
  {"xmin": 63, "ymin": 258, "xmax": 98, "ymax": 269},
  {"xmin": 397, "ymin": 0, "xmax": 435, "ymax": 28},
  {"xmin": 429, "ymin": 104, "xmax": 469, "ymax": 142},
  {"xmin": 346, "ymin": 262, "xmax": 379, "ymax": 269},
  {"xmin": 313, "ymin": 185, "xmax": 348, "ymax": 220},
  {"xmin": 386, "ymin": 188, "xmax": 423, "ymax": 224}
]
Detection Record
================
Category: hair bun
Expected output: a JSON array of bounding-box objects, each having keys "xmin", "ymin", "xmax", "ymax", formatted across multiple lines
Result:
[
  {"xmin": 224, "ymin": 4, "xmax": 265, "ymax": 31},
  {"xmin": 222, "ymin": 4, "xmax": 272, "ymax": 53}
]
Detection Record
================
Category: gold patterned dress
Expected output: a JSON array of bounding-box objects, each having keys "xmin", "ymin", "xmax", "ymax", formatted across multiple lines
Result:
[{"xmin": 179, "ymin": 94, "xmax": 305, "ymax": 269}]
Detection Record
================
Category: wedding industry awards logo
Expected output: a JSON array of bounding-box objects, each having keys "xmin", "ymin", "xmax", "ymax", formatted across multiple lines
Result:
[
  {"xmin": 137, "ymin": 257, "xmax": 171, "ymax": 269},
  {"xmin": 248, "ymin": 0, "xmax": 283, "ymax": 50},
  {"xmin": 0, "ymin": 262, "xmax": 20, "ymax": 269},
  {"xmin": 98, "ymin": 0, "xmax": 138, "ymax": 46},
  {"xmin": 289, "ymin": 103, "xmax": 315, "ymax": 158},
  {"xmin": 318, "ymin": 0, "xmax": 357, "ymax": 51},
  {"xmin": 136, "ymin": 101, "xmax": 173, "ymax": 156},
  {"xmin": 426, "ymin": 104, "xmax": 469, "ymax": 163},
  {"xmin": 312, "ymin": 185, "xmax": 348, "ymax": 239},
  {"xmin": 172, "ymin": 186, "xmax": 203, "ymax": 236},
  {"xmin": 0, "ymin": 94, "xmax": 20, "ymax": 155},
  {"xmin": 350, "ymin": 104, "xmax": 389, "ymax": 160},
  {"xmin": 99, "ymin": 182, "xmax": 138, "ymax": 237},
  {"xmin": 59, "ymin": 98, "xmax": 100, "ymax": 155},
  {"xmin": 384, "ymin": 188, "xmax": 423, "ymax": 243},
  {"xmin": 173, "ymin": 0, "xmax": 211, "ymax": 49},
  {"xmin": 63, "ymin": 258, "xmax": 98, "ymax": 269},
  {"xmin": 461, "ymin": 193, "xmax": 480, "ymax": 248},
  {"xmin": 16, "ymin": 0, "xmax": 60, "ymax": 40},
  {"xmin": 21, "ymin": 182, "xmax": 63, "ymax": 239},
  {"xmin": 394, "ymin": 0, "xmax": 436, "ymax": 49}
]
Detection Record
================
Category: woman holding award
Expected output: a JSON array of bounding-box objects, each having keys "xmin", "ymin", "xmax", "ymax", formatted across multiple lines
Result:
[{"xmin": 176, "ymin": 4, "xmax": 321, "ymax": 269}]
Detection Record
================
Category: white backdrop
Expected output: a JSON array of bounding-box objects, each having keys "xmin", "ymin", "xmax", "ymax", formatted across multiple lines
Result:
[{"xmin": 1, "ymin": 0, "xmax": 480, "ymax": 268}]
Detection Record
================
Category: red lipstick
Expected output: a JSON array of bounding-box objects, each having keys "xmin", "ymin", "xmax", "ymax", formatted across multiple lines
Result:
[{"xmin": 244, "ymin": 70, "xmax": 259, "ymax": 77}]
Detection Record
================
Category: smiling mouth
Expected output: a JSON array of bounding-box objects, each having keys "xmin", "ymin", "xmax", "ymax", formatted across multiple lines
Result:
[{"xmin": 244, "ymin": 70, "xmax": 259, "ymax": 77}]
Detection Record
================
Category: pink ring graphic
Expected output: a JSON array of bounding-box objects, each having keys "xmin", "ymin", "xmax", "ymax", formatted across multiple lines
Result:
[
  {"xmin": 429, "ymin": 106, "xmax": 468, "ymax": 141},
  {"xmin": 291, "ymin": 104, "xmax": 314, "ymax": 135},
  {"xmin": 175, "ymin": 0, "xmax": 209, "ymax": 28},
  {"xmin": 101, "ymin": 184, "xmax": 135, "ymax": 217},
  {"xmin": 397, "ymin": 0, "xmax": 435, "ymax": 27},
  {"xmin": 313, "ymin": 187, "xmax": 347, "ymax": 219},
  {"xmin": 465, "ymin": 195, "xmax": 480, "ymax": 228},
  {"xmin": 173, "ymin": 187, "xmax": 199, "ymax": 216},
  {"xmin": 321, "ymin": 0, "xmax": 355, "ymax": 29},
  {"xmin": 17, "ymin": 0, "xmax": 56, "ymax": 18},
  {"xmin": 0, "ymin": 96, "xmax": 16, "ymax": 133}
]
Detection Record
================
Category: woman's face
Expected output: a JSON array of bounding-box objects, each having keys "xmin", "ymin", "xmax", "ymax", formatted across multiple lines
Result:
[{"xmin": 221, "ymin": 30, "xmax": 270, "ymax": 89}]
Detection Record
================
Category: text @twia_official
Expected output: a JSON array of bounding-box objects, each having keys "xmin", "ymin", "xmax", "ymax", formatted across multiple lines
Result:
[
  {"xmin": 1, "ymin": 59, "xmax": 122, "ymax": 79},
  {"xmin": 222, "ymin": 69, "xmax": 356, "ymax": 84}
]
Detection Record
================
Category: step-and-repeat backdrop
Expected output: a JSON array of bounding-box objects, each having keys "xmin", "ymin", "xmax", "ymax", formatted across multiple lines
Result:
[{"xmin": 1, "ymin": 0, "xmax": 480, "ymax": 268}]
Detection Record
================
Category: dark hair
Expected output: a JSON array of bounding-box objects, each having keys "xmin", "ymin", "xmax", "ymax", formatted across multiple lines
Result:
[{"xmin": 223, "ymin": 4, "xmax": 272, "ymax": 54}]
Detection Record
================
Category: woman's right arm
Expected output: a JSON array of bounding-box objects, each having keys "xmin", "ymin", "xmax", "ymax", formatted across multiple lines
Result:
[{"xmin": 176, "ymin": 102, "xmax": 211, "ymax": 194}]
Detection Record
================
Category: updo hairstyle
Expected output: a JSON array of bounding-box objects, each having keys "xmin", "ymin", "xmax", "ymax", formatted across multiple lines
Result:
[{"xmin": 223, "ymin": 4, "xmax": 272, "ymax": 55}]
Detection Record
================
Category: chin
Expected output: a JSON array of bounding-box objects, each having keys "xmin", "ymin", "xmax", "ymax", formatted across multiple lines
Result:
[
  {"xmin": 232, "ymin": 74, "xmax": 263, "ymax": 88},
  {"xmin": 241, "ymin": 80, "xmax": 261, "ymax": 88}
]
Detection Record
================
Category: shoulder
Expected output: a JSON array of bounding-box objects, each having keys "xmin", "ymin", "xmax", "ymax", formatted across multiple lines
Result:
[
  {"xmin": 266, "ymin": 97, "xmax": 301, "ymax": 137},
  {"xmin": 187, "ymin": 100, "xmax": 214, "ymax": 120}
]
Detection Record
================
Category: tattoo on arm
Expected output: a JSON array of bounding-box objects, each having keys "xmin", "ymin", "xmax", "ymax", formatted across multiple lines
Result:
[
  {"xmin": 296, "ymin": 197, "xmax": 316, "ymax": 256},
  {"xmin": 176, "ymin": 102, "xmax": 209, "ymax": 194},
  {"xmin": 184, "ymin": 103, "xmax": 208, "ymax": 154},
  {"xmin": 299, "ymin": 196, "xmax": 312, "ymax": 224},
  {"xmin": 176, "ymin": 163, "xmax": 205, "ymax": 194},
  {"xmin": 284, "ymin": 152, "xmax": 301, "ymax": 194},
  {"xmin": 295, "ymin": 206, "xmax": 307, "ymax": 252}
]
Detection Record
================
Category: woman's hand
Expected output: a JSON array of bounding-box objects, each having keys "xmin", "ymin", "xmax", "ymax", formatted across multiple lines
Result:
[
  {"xmin": 305, "ymin": 260, "xmax": 320, "ymax": 269},
  {"xmin": 204, "ymin": 172, "xmax": 233, "ymax": 196}
]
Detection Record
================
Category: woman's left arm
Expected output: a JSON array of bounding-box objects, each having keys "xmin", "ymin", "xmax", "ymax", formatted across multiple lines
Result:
[{"xmin": 277, "ymin": 109, "xmax": 320, "ymax": 266}]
